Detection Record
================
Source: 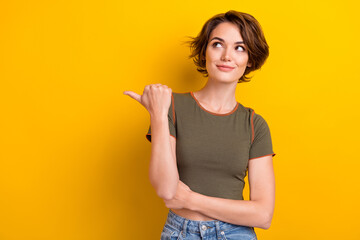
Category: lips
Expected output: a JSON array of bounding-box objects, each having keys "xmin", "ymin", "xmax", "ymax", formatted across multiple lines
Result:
[{"xmin": 216, "ymin": 65, "xmax": 235, "ymax": 72}]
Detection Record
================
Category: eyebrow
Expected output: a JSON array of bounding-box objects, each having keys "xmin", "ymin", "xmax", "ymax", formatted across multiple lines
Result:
[{"xmin": 210, "ymin": 37, "xmax": 244, "ymax": 44}]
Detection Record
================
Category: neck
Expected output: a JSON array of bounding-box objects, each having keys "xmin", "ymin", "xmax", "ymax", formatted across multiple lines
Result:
[{"xmin": 194, "ymin": 78, "xmax": 238, "ymax": 111}]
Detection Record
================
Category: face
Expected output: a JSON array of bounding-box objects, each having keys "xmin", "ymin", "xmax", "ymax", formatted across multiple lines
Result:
[{"xmin": 205, "ymin": 22, "xmax": 251, "ymax": 83}]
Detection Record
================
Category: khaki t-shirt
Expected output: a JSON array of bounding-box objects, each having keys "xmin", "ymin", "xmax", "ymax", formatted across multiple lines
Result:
[{"xmin": 146, "ymin": 92, "xmax": 276, "ymax": 200}]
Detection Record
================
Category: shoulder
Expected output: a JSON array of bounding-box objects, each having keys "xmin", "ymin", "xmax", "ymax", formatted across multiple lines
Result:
[
  {"xmin": 172, "ymin": 91, "xmax": 191, "ymax": 100},
  {"xmin": 249, "ymin": 109, "xmax": 272, "ymax": 140},
  {"xmin": 240, "ymin": 106, "xmax": 272, "ymax": 141},
  {"xmin": 241, "ymin": 106, "xmax": 268, "ymax": 125},
  {"xmin": 171, "ymin": 92, "xmax": 193, "ymax": 108},
  {"xmin": 253, "ymin": 112, "xmax": 268, "ymax": 126}
]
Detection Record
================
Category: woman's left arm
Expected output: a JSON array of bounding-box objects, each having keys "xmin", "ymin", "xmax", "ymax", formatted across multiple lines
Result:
[{"xmin": 164, "ymin": 155, "xmax": 275, "ymax": 229}]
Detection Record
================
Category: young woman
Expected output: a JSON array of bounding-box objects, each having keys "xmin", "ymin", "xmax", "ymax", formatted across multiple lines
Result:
[{"xmin": 124, "ymin": 10, "xmax": 276, "ymax": 240}]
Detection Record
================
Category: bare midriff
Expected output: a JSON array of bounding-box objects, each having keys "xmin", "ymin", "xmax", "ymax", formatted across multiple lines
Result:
[{"xmin": 170, "ymin": 208, "xmax": 217, "ymax": 221}]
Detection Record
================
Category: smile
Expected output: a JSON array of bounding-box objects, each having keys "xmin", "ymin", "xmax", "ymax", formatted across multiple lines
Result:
[{"xmin": 216, "ymin": 65, "xmax": 235, "ymax": 72}]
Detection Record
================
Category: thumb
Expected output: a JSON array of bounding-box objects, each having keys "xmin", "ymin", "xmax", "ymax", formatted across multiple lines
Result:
[{"xmin": 123, "ymin": 91, "xmax": 142, "ymax": 103}]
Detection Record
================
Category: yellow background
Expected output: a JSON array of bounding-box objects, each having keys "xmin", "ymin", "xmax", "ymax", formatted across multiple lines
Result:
[{"xmin": 1, "ymin": 0, "xmax": 359, "ymax": 239}]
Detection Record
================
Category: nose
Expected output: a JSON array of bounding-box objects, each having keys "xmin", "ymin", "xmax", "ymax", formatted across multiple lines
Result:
[{"xmin": 221, "ymin": 47, "xmax": 231, "ymax": 61}]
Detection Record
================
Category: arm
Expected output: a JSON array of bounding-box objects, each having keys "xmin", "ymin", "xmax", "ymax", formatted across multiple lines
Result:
[
  {"xmin": 148, "ymin": 117, "xmax": 178, "ymax": 200},
  {"xmin": 186, "ymin": 155, "xmax": 275, "ymax": 229},
  {"xmin": 124, "ymin": 84, "xmax": 179, "ymax": 200}
]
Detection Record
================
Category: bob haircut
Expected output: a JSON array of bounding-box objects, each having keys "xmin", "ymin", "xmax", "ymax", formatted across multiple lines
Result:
[{"xmin": 186, "ymin": 10, "xmax": 269, "ymax": 83}]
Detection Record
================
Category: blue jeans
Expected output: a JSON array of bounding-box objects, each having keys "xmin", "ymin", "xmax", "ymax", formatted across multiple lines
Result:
[{"xmin": 161, "ymin": 209, "xmax": 257, "ymax": 240}]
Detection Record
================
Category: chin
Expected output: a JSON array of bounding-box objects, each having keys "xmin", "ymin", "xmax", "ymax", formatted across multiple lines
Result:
[{"xmin": 210, "ymin": 74, "xmax": 240, "ymax": 83}]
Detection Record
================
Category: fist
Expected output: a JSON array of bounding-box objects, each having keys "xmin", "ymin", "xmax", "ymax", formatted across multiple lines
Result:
[
  {"xmin": 124, "ymin": 84, "xmax": 172, "ymax": 117},
  {"xmin": 163, "ymin": 180, "xmax": 193, "ymax": 210}
]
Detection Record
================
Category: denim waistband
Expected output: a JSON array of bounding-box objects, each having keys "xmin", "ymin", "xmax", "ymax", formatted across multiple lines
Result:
[{"xmin": 166, "ymin": 209, "xmax": 252, "ymax": 234}]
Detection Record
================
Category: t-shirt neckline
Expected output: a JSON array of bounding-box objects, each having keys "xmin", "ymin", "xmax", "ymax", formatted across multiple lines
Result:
[{"xmin": 189, "ymin": 91, "xmax": 239, "ymax": 116}]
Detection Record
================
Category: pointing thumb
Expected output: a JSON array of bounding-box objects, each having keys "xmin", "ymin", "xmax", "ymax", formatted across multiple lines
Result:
[{"xmin": 123, "ymin": 91, "xmax": 141, "ymax": 103}]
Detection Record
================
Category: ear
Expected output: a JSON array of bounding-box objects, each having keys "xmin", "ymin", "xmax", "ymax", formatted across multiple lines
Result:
[{"xmin": 247, "ymin": 61, "xmax": 252, "ymax": 68}]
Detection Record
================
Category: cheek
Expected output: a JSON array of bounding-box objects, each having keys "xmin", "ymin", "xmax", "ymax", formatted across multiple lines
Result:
[
  {"xmin": 205, "ymin": 50, "xmax": 212, "ymax": 63},
  {"xmin": 205, "ymin": 56, "xmax": 216, "ymax": 71},
  {"xmin": 205, "ymin": 51, "xmax": 214, "ymax": 69},
  {"xmin": 205, "ymin": 53, "xmax": 219, "ymax": 68},
  {"xmin": 205, "ymin": 46, "xmax": 219, "ymax": 60},
  {"xmin": 236, "ymin": 57, "xmax": 249, "ymax": 68},
  {"xmin": 205, "ymin": 61, "xmax": 212, "ymax": 74}
]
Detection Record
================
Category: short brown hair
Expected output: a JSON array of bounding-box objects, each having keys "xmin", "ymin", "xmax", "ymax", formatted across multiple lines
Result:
[{"xmin": 185, "ymin": 10, "xmax": 269, "ymax": 83}]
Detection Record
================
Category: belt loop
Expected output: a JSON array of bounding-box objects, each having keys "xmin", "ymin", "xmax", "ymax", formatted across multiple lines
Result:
[
  {"xmin": 215, "ymin": 220, "xmax": 222, "ymax": 239},
  {"xmin": 182, "ymin": 219, "xmax": 188, "ymax": 238}
]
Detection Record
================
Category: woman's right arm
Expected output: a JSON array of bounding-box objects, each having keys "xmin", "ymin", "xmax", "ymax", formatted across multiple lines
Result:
[
  {"xmin": 123, "ymin": 84, "xmax": 179, "ymax": 200},
  {"xmin": 149, "ymin": 116, "xmax": 178, "ymax": 200}
]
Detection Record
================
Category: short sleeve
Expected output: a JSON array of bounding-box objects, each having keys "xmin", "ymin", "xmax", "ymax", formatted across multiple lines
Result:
[
  {"xmin": 249, "ymin": 112, "xmax": 276, "ymax": 160},
  {"xmin": 145, "ymin": 94, "xmax": 176, "ymax": 142}
]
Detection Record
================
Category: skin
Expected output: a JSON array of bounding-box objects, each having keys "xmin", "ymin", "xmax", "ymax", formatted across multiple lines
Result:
[
  {"xmin": 124, "ymin": 84, "xmax": 179, "ymax": 200},
  {"xmin": 124, "ymin": 21, "xmax": 275, "ymax": 229}
]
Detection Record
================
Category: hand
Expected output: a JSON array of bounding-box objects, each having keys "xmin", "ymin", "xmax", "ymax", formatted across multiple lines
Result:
[
  {"xmin": 123, "ymin": 84, "xmax": 172, "ymax": 117},
  {"xmin": 163, "ymin": 180, "xmax": 193, "ymax": 210}
]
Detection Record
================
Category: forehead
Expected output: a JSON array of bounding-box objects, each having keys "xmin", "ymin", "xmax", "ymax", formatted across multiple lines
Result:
[{"xmin": 209, "ymin": 22, "xmax": 243, "ymax": 41}]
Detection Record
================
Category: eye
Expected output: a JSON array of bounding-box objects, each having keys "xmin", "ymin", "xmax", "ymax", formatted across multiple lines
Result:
[
  {"xmin": 236, "ymin": 45, "xmax": 245, "ymax": 52},
  {"xmin": 212, "ymin": 42, "xmax": 222, "ymax": 48}
]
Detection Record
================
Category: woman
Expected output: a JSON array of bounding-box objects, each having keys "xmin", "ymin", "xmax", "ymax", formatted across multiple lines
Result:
[{"xmin": 124, "ymin": 10, "xmax": 276, "ymax": 240}]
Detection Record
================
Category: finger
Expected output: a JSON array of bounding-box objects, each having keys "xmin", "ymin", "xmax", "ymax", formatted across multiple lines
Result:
[
  {"xmin": 150, "ymin": 84, "xmax": 162, "ymax": 88},
  {"xmin": 123, "ymin": 91, "xmax": 141, "ymax": 103}
]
